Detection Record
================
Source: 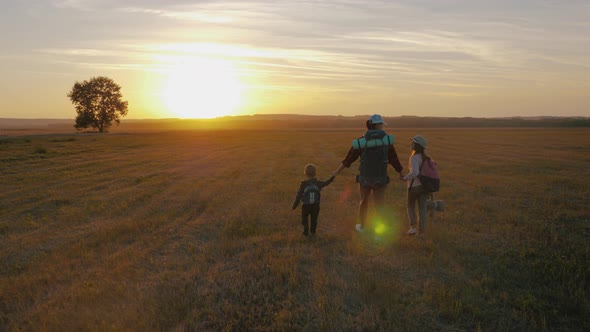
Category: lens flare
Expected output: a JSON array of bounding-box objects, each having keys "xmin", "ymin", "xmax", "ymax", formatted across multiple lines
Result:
[
  {"xmin": 374, "ymin": 220, "xmax": 387, "ymax": 235},
  {"xmin": 338, "ymin": 184, "xmax": 352, "ymax": 204},
  {"xmin": 366, "ymin": 209, "xmax": 404, "ymax": 245}
]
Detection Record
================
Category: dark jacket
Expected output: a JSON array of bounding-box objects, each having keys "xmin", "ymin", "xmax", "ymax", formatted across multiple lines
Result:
[{"xmin": 292, "ymin": 176, "xmax": 335, "ymax": 209}]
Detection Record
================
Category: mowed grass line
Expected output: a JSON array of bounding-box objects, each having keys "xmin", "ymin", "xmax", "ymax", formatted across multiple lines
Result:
[{"xmin": 1, "ymin": 129, "xmax": 589, "ymax": 330}]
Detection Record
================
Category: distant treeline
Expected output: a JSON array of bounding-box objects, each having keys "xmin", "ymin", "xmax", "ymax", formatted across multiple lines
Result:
[
  {"xmin": 2, "ymin": 115, "xmax": 589, "ymax": 134},
  {"xmin": 211, "ymin": 114, "xmax": 590, "ymax": 129}
]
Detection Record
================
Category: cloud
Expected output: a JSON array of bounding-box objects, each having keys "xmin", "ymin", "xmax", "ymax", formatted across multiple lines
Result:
[
  {"xmin": 118, "ymin": 7, "xmax": 235, "ymax": 23},
  {"xmin": 6, "ymin": 0, "xmax": 590, "ymax": 116}
]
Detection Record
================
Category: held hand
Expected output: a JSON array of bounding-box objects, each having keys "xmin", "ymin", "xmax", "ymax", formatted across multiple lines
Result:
[{"xmin": 333, "ymin": 164, "xmax": 345, "ymax": 177}]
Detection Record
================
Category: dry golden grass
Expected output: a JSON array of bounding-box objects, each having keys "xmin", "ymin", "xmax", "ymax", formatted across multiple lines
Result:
[{"xmin": 1, "ymin": 128, "xmax": 589, "ymax": 331}]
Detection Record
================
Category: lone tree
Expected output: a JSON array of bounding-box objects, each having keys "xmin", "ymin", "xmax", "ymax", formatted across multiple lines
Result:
[{"xmin": 68, "ymin": 76, "xmax": 129, "ymax": 133}]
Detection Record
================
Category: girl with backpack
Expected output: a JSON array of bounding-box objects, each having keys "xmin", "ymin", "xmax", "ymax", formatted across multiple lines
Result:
[{"xmin": 401, "ymin": 134, "xmax": 432, "ymax": 235}]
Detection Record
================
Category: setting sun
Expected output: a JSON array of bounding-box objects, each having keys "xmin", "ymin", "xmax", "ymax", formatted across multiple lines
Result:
[{"xmin": 162, "ymin": 57, "xmax": 242, "ymax": 118}]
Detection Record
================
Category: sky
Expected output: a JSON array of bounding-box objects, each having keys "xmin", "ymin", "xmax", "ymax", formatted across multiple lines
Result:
[{"xmin": 1, "ymin": 0, "xmax": 589, "ymax": 119}]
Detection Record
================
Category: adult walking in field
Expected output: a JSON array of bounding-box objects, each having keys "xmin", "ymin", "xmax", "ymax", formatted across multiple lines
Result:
[
  {"xmin": 401, "ymin": 135, "xmax": 430, "ymax": 235},
  {"xmin": 332, "ymin": 114, "xmax": 403, "ymax": 233}
]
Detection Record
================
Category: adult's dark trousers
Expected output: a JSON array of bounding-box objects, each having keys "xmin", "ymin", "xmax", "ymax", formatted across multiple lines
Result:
[
  {"xmin": 301, "ymin": 203, "xmax": 320, "ymax": 234},
  {"xmin": 358, "ymin": 184, "xmax": 386, "ymax": 229}
]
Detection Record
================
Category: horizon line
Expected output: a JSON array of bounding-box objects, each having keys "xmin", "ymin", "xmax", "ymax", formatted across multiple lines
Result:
[{"xmin": 2, "ymin": 114, "xmax": 589, "ymax": 121}]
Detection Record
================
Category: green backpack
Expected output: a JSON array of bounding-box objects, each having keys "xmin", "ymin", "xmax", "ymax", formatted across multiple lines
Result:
[{"xmin": 352, "ymin": 129, "xmax": 394, "ymax": 187}]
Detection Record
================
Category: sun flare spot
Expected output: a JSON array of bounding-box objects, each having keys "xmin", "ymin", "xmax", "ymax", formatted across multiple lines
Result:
[
  {"xmin": 162, "ymin": 57, "xmax": 242, "ymax": 118},
  {"xmin": 374, "ymin": 221, "xmax": 387, "ymax": 235}
]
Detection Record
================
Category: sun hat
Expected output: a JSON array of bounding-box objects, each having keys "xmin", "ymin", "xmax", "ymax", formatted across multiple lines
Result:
[
  {"xmin": 411, "ymin": 134, "xmax": 427, "ymax": 148},
  {"xmin": 368, "ymin": 114, "xmax": 387, "ymax": 125}
]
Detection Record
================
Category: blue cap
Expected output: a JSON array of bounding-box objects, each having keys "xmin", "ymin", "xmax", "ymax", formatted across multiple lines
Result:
[{"xmin": 368, "ymin": 114, "xmax": 387, "ymax": 125}]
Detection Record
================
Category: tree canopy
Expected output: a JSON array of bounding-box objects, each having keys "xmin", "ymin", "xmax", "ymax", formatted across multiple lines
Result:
[{"xmin": 68, "ymin": 76, "xmax": 129, "ymax": 133}]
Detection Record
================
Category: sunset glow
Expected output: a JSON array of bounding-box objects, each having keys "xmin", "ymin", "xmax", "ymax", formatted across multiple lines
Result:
[
  {"xmin": 1, "ymin": 1, "xmax": 589, "ymax": 119},
  {"xmin": 162, "ymin": 57, "xmax": 242, "ymax": 118}
]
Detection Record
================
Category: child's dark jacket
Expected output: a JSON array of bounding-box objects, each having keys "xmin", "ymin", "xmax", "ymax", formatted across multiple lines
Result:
[{"xmin": 292, "ymin": 176, "xmax": 335, "ymax": 209}]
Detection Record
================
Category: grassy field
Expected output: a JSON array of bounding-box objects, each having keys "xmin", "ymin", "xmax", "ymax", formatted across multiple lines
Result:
[{"xmin": 1, "ymin": 127, "xmax": 589, "ymax": 331}]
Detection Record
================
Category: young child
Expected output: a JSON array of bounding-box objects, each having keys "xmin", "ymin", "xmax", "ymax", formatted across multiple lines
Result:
[{"xmin": 292, "ymin": 164, "xmax": 335, "ymax": 236}]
